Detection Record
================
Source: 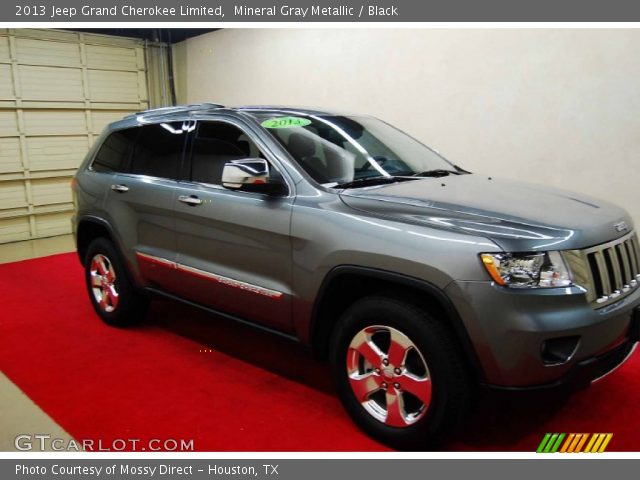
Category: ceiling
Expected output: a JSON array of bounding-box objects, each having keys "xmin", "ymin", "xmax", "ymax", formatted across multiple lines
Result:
[{"xmin": 65, "ymin": 29, "xmax": 218, "ymax": 43}]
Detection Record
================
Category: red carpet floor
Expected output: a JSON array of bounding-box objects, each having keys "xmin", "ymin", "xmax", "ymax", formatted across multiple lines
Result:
[{"xmin": 1, "ymin": 252, "xmax": 639, "ymax": 451}]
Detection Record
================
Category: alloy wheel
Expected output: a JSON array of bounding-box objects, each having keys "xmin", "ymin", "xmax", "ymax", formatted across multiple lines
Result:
[
  {"xmin": 346, "ymin": 325, "xmax": 432, "ymax": 427},
  {"xmin": 89, "ymin": 254, "xmax": 119, "ymax": 313}
]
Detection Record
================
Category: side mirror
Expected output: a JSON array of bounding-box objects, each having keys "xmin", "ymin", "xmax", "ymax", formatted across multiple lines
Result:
[{"xmin": 222, "ymin": 158, "xmax": 285, "ymax": 195}]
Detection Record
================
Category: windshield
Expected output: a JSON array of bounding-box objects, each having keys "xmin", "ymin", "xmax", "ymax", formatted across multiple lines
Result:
[{"xmin": 254, "ymin": 113, "xmax": 459, "ymax": 186}]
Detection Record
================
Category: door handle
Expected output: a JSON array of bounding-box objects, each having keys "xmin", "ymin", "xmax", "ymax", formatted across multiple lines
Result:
[
  {"xmin": 178, "ymin": 195, "xmax": 203, "ymax": 206},
  {"xmin": 110, "ymin": 184, "xmax": 129, "ymax": 193}
]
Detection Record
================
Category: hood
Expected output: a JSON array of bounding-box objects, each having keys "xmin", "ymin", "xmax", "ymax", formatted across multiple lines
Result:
[{"xmin": 339, "ymin": 174, "xmax": 633, "ymax": 251}]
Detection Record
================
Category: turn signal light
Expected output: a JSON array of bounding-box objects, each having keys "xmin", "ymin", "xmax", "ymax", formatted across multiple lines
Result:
[{"xmin": 481, "ymin": 254, "xmax": 506, "ymax": 286}]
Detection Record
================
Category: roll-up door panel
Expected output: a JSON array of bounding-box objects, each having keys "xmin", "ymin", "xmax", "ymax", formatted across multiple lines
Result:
[{"xmin": 0, "ymin": 28, "xmax": 157, "ymax": 243}]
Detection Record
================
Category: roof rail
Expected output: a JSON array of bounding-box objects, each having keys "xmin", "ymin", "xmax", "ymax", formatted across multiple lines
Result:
[{"xmin": 125, "ymin": 103, "xmax": 225, "ymax": 119}]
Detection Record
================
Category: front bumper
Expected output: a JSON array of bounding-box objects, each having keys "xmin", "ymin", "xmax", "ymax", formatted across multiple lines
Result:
[{"xmin": 446, "ymin": 280, "xmax": 640, "ymax": 387}]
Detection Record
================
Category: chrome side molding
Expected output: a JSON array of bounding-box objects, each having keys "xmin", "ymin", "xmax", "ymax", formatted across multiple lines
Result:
[{"xmin": 135, "ymin": 251, "xmax": 283, "ymax": 299}]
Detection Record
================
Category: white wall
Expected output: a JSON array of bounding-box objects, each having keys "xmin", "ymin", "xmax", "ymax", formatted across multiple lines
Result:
[{"xmin": 179, "ymin": 29, "xmax": 640, "ymax": 226}]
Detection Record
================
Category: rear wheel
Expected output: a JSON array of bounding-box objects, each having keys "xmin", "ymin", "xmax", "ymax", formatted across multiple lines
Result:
[
  {"xmin": 330, "ymin": 296, "xmax": 474, "ymax": 449},
  {"xmin": 84, "ymin": 237, "xmax": 148, "ymax": 327}
]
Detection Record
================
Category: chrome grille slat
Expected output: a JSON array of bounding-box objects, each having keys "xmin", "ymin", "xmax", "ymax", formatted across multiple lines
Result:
[
  {"xmin": 620, "ymin": 242, "xmax": 633, "ymax": 284},
  {"xmin": 572, "ymin": 231, "xmax": 640, "ymax": 308},
  {"xmin": 607, "ymin": 247, "xmax": 623, "ymax": 291},
  {"xmin": 625, "ymin": 239, "xmax": 640, "ymax": 277},
  {"xmin": 629, "ymin": 237, "xmax": 640, "ymax": 275},
  {"xmin": 595, "ymin": 250, "xmax": 612, "ymax": 295}
]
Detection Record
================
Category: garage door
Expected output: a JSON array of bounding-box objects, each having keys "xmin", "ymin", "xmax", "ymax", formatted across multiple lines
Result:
[{"xmin": 0, "ymin": 29, "xmax": 153, "ymax": 244}]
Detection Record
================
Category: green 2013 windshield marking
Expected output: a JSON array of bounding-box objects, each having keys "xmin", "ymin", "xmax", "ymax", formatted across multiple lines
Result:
[{"xmin": 261, "ymin": 116, "xmax": 311, "ymax": 129}]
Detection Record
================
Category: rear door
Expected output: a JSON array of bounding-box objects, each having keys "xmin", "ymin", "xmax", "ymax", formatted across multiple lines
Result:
[
  {"xmin": 172, "ymin": 118, "xmax": 295, "ymax": 332},
  {"xmin": 104, "ymin": 121, "xmax": 192, "ymax": 291}
]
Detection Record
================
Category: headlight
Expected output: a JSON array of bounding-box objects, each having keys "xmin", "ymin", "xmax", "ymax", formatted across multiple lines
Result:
[{"xmin": 480, "ymin": 251, "xmax": 572, "ymax": 288}]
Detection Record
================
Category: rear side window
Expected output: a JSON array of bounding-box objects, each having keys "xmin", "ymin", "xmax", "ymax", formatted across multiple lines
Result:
[
  {"xmin": 130, "ymin": 122, "xmax": 189, "ymax": 180},
  {"xmin": 91, "ymin": 129, "xmax": 137, "ymax": 173}
]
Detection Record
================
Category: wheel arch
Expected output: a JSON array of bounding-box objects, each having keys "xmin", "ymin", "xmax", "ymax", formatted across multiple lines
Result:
[
  {"xmin": 309, "ymin": 265, "xmax": 485, "ymax": 381},
  {"xmin": 76, "ymin": 216, "xmax": 121, "ymax": 265}
]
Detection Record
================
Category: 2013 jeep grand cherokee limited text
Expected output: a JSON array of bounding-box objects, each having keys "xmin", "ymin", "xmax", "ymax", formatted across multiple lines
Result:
[{"xmin": 72, "ymin": 104, "xmax": 640, "ymax": 449}]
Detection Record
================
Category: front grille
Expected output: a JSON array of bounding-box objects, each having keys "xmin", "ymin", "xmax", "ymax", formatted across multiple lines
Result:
[{"xmin": 565, "ymin": 232, "xmax": 640, "ymax": 308}]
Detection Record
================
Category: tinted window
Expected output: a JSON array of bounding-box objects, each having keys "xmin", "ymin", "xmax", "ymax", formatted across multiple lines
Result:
[
  {"xmin": 91, "ymin": 129, "xmax": 137, "ymax": 173},
  {"xmin": 190, "ymin": 122, "xmax": 261, "ymax": 185},
  {"xmin": 255, "ymin": 114, "xmax": 456, "ymax": 185},
  {"xmin": 130, "ymin": 122, "xmax": 189, "ymax": 180}
]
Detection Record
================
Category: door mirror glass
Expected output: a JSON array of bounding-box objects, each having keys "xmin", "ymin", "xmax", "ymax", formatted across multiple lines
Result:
[
  {"xmin": 222, "ymin": 158, "xmax": 270, "ymax": 189},
  {"xmin": 221, "ymin": 158, "xmax": 287, "ymax": 195}
]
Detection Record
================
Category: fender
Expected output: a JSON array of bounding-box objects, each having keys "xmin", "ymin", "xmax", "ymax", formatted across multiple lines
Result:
[
  {"xmin": 75, "ymin": 215, "xmax": 122, "ymax": 260},
  {"xmin": 74, "ymin": 215, "xmax": 144, "ymax": 288},
  {"xmin": 310, "ymin": 265, "xmax": 486, "ymax": 381}
]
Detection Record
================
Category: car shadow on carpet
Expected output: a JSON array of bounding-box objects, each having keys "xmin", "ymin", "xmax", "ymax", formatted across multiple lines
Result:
[
  {"xmin": 442, "ymin": 387, "xmax": 574, "ymax": 450},
  {"xmin": 141, "ymin": 298, "xmax": 581, "ymax": 451},
  {"xmin": 143, "ymin": 299, "xmax": 336, "ymax": 396}
]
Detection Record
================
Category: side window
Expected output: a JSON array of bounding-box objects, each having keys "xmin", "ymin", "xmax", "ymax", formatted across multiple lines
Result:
[
  {"xmin": 91, "ymin": 129, "xmax": 137, "ymax": 173},
  {"xmin": 130, "ymin": 122, "xmax": 189, "ymax": 180},
  {"xmin": 190, "ymin": 122, "xmax": 262, "ymax": 186}
]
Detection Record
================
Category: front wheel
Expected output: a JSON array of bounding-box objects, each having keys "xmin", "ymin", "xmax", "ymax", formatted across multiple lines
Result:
[
  {"xmin": 330, "ymin": 296, "xmax": 474, "ymax": 450},
  {"xmin": 84, "ymin": 237, "xmax": 148, "ymax": 327}
]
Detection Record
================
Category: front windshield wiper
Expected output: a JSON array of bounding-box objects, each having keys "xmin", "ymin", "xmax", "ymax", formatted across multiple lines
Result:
[
  {"xmin": 335, "ymin": 176, "xmax": 416, "ymax": 189},
  {"xmin": 453, "ymin": 164, "xmax": 471, "ymax": 174},
  {"xmin": 411, "ymin": 169, "xmax": 462, "ymax": 178}
]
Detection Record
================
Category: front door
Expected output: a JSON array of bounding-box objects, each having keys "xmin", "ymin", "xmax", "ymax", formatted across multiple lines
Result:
[{"xmin": 172, "ymin": 119, "xmax": 294, "ymax": 332}]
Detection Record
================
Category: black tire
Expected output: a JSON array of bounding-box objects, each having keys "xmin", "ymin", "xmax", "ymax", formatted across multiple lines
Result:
[
  {"xmin": 84, "ymin": 237, "xmax": 148, "ymax": 327},
  {"xmin": 330, "ymin": 295, "xmax": 474, "ymax": 450}
]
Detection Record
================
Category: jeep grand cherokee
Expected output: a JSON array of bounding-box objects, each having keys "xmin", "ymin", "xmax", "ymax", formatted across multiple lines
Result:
[{"xmin": 72, "ymin": 103, "xmax": 640, "ymax": 448}]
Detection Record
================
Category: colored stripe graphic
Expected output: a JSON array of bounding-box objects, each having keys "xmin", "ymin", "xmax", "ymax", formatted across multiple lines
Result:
[
  {"xmin": 584, "ymin": 434, "xmax": 598, "ymax": 452},
  {"xmin": 559, "ymin": 433, "xmax": 575, "ymax": 453},
  {"xmin": 591, "ymin": 434, "xmax": 606, "ymax": 452},
  {"xmin": 574, "ymin": 433, "xmax": 589, "ymax": 453},
  {"xmin": 550, "ymin": 433, "xmax": 565, "ymax": 453},
  {"xmin": 597, "ymin": 434, "xmax": 613, "ymax": 453},
  {"xmin": 544, "ymin": 433, "xmax": 559, "ymax": 453},
  {"xmin": 537, "ymin": 433, "xmax": 565, "ymax": 453},
  {"xmin": 537, "ymin": 433, "xmax": 612, "ymax": 453},
  {"xmin": 567, "ymin": 433, "xmax": 586, "ymax": 453},
  {"xmin": 536, "ymin": 433, "xmax": 551, "ymax": 453}
]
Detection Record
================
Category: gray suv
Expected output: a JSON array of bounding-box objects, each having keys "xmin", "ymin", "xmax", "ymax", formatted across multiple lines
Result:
[{"xmin": 72, "ymin": 103, "xmax": 640, "ymax": 448}]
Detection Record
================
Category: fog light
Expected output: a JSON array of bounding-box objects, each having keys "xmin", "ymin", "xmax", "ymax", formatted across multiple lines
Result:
[{"xmin": 541, "ymin": 336, "xmax": 580, "ymax": 365}]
